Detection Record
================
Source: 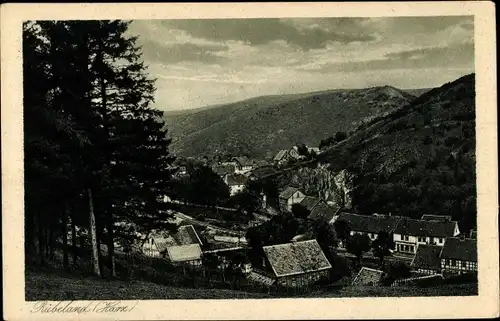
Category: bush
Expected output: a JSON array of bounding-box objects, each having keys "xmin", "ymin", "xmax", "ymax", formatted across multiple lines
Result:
[{"xmin": 423, "ymin": 135, "xmax": 433, "ymax": 145}]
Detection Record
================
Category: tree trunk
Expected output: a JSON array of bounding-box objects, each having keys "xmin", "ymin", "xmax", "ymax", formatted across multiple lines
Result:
[
  {"xmin": 37, "ymin": 210, "xmax": 45, "ymax": 266},
  {"xmin": 88, "ymin": 188, "xmax": 101, "ymax": 277},
  {"xmin": 62, "ymin": 204, "xmax": 69, "ymax": 270},
  {"xmin": 71, "ymin": 212, "xmax": 77, "ymax": 265},
  {"xmin": 106, "ymin": 215, "xmax": 116, "ymax": 277}
]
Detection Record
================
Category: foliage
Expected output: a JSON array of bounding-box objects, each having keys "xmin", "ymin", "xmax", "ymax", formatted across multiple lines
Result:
[
  {"xmin": 346, "ymin": 234, "xmax": 372, "ymax": 264},
  {"xmin": 371, "ymin": 231, "xmax": 394, "ymax": 265},
  {"xmin": 333, "ymin": 219, "xmax": 351, "ymax": 244},
  {"xmin": 23, "ymin": 20, "xmax": 177, "ymax": 276},
  {"xmin": 291, "ymin": 203, "xmax": 311, "ymax": 219}
]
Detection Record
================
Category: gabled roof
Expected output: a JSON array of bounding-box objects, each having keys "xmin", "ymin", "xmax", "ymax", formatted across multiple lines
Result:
[
  {"xmin": 351, "ymin": 267, "xmax": 384, "ymax": 286},
  {"xmin": 279, "ymin": 186, "xmax": 302, "ymax": 200},
  {"xmin": 226, "ymin": 173, "xmax": 247, "ymax": 186},
  {"xmin": 249, "ymin": 166, "xmax": 277, "ymax": 179},
  {"xmin": 213, "ymin": 164, "xmax": 235, "ymax": 176},
  {"xmin": 174, "ymin": 225, "xmax": 203, "ymax": 246},
  {"xmin": 411, "ymin": 244, "xmax": 442, "ymax": 271},
  {"xmin": 421, "ymin": 214, "xmax": 452, "ymax": 222},
  {"xmin": 167, "ymin": 244, "xmax": 202, "ymax": 262},
  {"xmin": 440, "ymin": 237, "xmax": 477, "ymax": 262},
  {"xmin": 274, "ymin": 149, "xmax": 289, "ymax": 161},
  {"xmin": 299, "ymin": 196, "xmax": 323, "ymax": 211},
  {"xmin": 307, "ymin": 203, "xmax": 341, "ymax": 222},
  {"xmin": 394, "ymin": 217, "xmax": 458, "ymax": 238},
  {"xmin": 263, "ymin": 239, "xmax": 332, "ymax": 278},
  {"xmin": 232, "ymin": 156, "xmax": 252, "ymax": 167},
  {"xmin": 336, "ymin": 212, "xmax": 401, "ymax": 234}
]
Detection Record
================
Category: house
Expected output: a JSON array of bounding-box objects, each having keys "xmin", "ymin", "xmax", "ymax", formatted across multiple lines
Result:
[
  {"xmin": 212, "ymin": 164, "xmax": 235, "ymax": 177},
  {"xmin": 289, "ymin": 146, "xmax": 304, "ymax": 160},
  {"xmin": 232, "ymin": 156, "xmax": 253, "ymax": 174},
  {"xmin": 224, "ymin": 173, "xmax": 247, "ymax": 196},
  {"xmin": 351, "ymin": 267, "xmax": 384, "ymax": 286},
  {"xmin": 440, "ymin": 237, "xmax": 477, "ymax": 275},
  {"xmin": 307, "ymin": 147, "xmax": 320, "ymax": 155},
  {"xmin": 140, "ymin": 224, "xmax": 203, "ymax": 258},
  {"xmin": 248, "ymin": 165, "xmax": 277, "ymax": 181},
  {"xmin": 411, "ymin": 244, "xmax": 443, "ymax": 275},
  {"xmin": 393, "ymin": 217, "xmax": 460, "ymax": 254},
  {"xmin": 421, "ymin": 214, "xmax": 452, "ymax": 222},
  {"xmin": 278, "ymin": 186, "xmax": 306, "ymax": 211},
  {"xmin": 166, "ymin": 243, "xmax": 203, "ymax": 266},
  {"xmin": 140, "ymin": 230, "xmax": 174, "ymax": 258},
  {"xmin": 174, "ymin": 224, "xmax": 203, "ymax": 246},
  {"xmin": 299, "ymin": 196, "xmax": 326, "ymax": 212},
  {"xmin": 273, "ymin": 149, "xmax": 291, "ymax": 166},
  {"xmin": 260, "ymin": 239, "xmax": 332, "ymax": 288},
  {"xmin": 335, "ymin": 212, "xmax": 401, "ymax": 242},
  {"xmin": 307, "ymin": 203, "xmax": 341, "ymax": 223}
]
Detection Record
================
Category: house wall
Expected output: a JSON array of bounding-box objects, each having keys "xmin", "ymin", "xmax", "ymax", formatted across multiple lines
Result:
[
  {"xmin": 441, "ymin": 258, "xmax": 477, "ymax": 274},
  {"xmin": 286, "ymin": 191, "xmax": 306, "ymax": 211},
  {"xmin": 142, "ymin": 239, "xmax": 162, "ymax": 258},
  {"xmin": 350, "ymin": 230, "xmax": 378, "ymax": 241},
  {"xmin": 415, "ymin": 268, "xmax": 440, "ymax": 275},
  {"xmin": 276, "ymin": 269, "xmax": 329, "ymax": 288},
  {"xmin": 229, "ymin": 184, "xmax": 245, "ymax": 196},
  {"xmin": 393, "ymin": 234, "xmax": 446, "ymax": 254}
]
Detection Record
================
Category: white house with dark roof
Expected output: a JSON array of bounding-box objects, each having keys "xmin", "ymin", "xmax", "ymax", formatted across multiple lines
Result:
[
  {"xmin": 260, "ymin": 239, "xmax": 332, "ymax": 288},
  {"xmin": 393, "ymin": 217, "xmax": 460, "ymax": 254},
  {"xmin": 140, "ymin": 224, "xmax": 203, "ymax": 258},
  {"xmin": 224, "ymin": 173, "xmax": 248, "ymax": 196},
  {"xmin": 440, "ymin": 237, "xmax": 477, "ymax": 275},
  {"xmin": 278, "ymin": 186, "xmax": 306, "ymax": 211},
  {"xmin": 335, "ymin": 212, "xmax": 402, "ymax": 242},
  {"xmin": 232, "ymin": 156, "xmax": 253, "ymax": 174}
]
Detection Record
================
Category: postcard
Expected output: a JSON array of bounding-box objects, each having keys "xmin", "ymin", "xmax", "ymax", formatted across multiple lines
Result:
[{"xmin": 1, "ymin": 2, "xmax": 498, "ymax": 320}]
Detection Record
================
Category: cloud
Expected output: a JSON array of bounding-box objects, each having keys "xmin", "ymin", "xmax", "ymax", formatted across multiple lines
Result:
[
  {"xmin": 128, "ymin": 17, "xmax": 475, "ymax": 111},
  {"xmin": 160, "ymin": 18, "xmax": 377, "ymax": 51},
  {"xmin": 299, "ymin": 43, "xmax": 474, "ymax": 73},
  {"xmin": 141, "ymin": 41, "xmax": 229, "ymax": 64}
]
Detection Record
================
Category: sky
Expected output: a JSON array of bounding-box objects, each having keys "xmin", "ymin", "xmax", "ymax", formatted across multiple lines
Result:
[{"xmin": 127, "ymin": 16, "xmax": 474, "ymax": 111}]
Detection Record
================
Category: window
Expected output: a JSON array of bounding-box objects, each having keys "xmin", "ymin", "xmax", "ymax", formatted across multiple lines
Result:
[
  {"xmin": 409, "ymin": 245, "xmax": 414, "ymax": 252},
  {"xmin": 451, "ymin": 259, "xmax": 456, "ymax": 266},
  {"xmin": 418, "ymin": 237, "xmax": 424, "ymax": 242},
  {"xmin": 402, "ymin": 235, "xmax": 409, "ymax": 241}
]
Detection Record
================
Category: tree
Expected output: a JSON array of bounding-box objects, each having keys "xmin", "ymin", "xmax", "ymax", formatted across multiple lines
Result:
[
  {"xmin": 346, "ymin": 233, "xmax": 372, "ymax": 265},
  {"xmin": 334, "ymin": 219, "xmax": 351, "ymax": 246},
  {"xmin": 307, "ymin": 217, "xmax": 338, "ymax": 262},
  {"xmin": 371, "ymin": 231, "xmax": 394, "ymax": 266},
  {"xmin": 185, "ymin": 165, "xmax": 229, "ymax": 206},
  {"xmin": 335, "ymin": 131, "xmax": 348, "ymax": 142},
  {"xmin": 229, "ymin": 190, "xmax": 260, "ymax": 214},
  {"xmin": 291, "ymin": 203, "xmax": 311, "ymax": 219}
]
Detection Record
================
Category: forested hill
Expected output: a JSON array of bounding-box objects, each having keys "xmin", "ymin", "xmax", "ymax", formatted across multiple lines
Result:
[
  {"xmin": 164, "ymin": 86, "xmax": 416, "ymax": 159},
  {"xmin": 317, "ymin": 73, "xmax": 476, "ymax": 232}
]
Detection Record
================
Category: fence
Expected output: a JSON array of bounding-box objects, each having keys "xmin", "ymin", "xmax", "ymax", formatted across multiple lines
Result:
[{"xmin": 115, "ymin": 252, "xmax": 346, "ymax": 297}]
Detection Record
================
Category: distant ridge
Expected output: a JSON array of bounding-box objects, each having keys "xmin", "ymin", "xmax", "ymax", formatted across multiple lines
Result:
[{"xmin": 165, "ymin": 85, "xmax": 416, "ymax": 159}]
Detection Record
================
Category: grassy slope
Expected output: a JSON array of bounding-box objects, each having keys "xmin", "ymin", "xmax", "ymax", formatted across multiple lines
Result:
[
  {"xmin": 165, "ymin": 86, "xmax": 415, "ymax": 159},
  {"xmin": 26, "ymin": 271, "xmax": 270, "ymax": 300},
  {"xmin": 26, "ymin": 271, "xmax": 477, "ymax": 300}
]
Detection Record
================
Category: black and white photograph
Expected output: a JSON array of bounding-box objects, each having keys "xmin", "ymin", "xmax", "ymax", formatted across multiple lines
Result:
[{"xmin": 2, "ymin": 2, "xmax": 498, "ymax": 320}]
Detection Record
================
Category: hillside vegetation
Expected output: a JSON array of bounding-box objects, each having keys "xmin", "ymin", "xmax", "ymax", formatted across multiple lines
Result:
[
  {"xmin": 165, "ymin": 87, "xmax": 416, "ymax": 159},
  {"xmin": 317, "ymin": 73, "xmax": 476, "ymax": 231}
]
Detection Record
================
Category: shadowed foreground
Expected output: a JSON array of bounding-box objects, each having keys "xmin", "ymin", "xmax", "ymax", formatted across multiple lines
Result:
[{"xmin": 26, "ymin": 271, "xmax": 477, "ymax": 301}]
